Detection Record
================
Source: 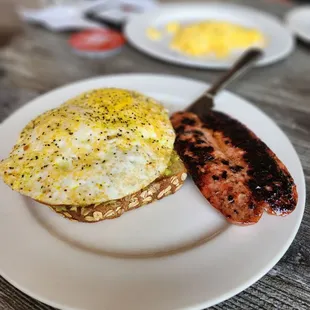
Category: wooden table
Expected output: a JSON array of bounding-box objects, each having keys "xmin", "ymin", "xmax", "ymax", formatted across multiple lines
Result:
[{"xmin": 0, "ymin": 0, "xmax": 309, "ymax": 309}]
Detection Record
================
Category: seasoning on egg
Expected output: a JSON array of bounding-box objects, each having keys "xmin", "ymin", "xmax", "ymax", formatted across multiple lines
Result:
[{"xmin": 0, "ymin": 88, "xmax": 175, "ymax": 206}]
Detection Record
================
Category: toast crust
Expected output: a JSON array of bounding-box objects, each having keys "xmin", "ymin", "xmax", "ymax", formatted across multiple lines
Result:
[
  {"xmin": 48, "ymin": 169, "xmax": 187, "ymax": 223},
  {"xmin": 42, "ymin": 152, "xmax": 187, "ymax": 223}
]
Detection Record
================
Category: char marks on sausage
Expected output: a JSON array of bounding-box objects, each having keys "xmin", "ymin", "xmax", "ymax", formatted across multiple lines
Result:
[{"xmin": 171, "ymin": 111, "xmax": 298, "ymax": 225}]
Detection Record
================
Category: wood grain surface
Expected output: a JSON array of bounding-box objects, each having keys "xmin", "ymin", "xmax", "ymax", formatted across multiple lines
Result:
[{"xmin": 0, "ymin": 0, "xmax": 309, "ymax": 309}]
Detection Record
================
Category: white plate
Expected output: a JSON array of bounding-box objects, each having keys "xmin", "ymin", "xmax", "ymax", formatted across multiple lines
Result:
[
  {"xmin": 0, "ymin": 74, "xmax": 305, "ymax": 310},
  {"xmin": 286, "ymin": 6, "xmax": 310, "ymax": 43},
  {"xmin": 125, "ymin": 3, "xmax": 295, "ymax": 69}
]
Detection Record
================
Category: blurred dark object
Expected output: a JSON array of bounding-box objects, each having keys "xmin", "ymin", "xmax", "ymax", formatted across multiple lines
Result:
[
  {"xmin": 0, "ymin": 0, "xmax": 22, "ymax": 47},
  {"xmin": 85, "ymin": 11, "xmax": 124, "ymax": 32},
  {"xmin": 85, "ymin": 1, "xmax": 148, "ymax": 32},
  {"xmin": 297, "ymin": 37, "xmax": 310, "ymax": 49}
]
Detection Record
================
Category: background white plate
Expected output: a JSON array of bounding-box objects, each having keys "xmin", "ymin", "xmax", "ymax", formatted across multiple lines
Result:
[
  {"xmin": 0, "ymin": 74, "xmax": 305, "ymax": 310},
  {"xmin": 286, "ymin": 6, "xmax": 310, "ymax": 43},
  {"xmin": 125, "ymin": 3, "xmax": 295, "ymax": 69}
]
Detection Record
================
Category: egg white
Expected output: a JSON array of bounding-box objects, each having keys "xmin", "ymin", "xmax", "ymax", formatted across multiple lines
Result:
[{"xmin": 0, "ymin": 88, "xmax": 175, "ymax": 206}]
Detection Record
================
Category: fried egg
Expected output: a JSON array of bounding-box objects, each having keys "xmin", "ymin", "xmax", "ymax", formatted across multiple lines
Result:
[{"xmin": 0, "ymin": 88, "xmax": 175, "ymax": 206}]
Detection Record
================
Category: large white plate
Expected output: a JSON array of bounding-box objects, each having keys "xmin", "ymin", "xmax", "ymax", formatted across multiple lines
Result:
[
  {"xmin": 286, "ymin": 6, "xmax": 310, "ymax": 43},
  {"xmin": 125, "ymin": 3, "xmax": 294, "ymax": 69},
  {"xmin": 0, "ymin": 74, "xmax": 305, "ymax": 310}
]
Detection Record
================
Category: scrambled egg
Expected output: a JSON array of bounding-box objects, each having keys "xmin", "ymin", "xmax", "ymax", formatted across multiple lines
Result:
[
  {"xmin": 0, "ymin": 89, "xmax": 175, "ymax": 206},
  {"xmin": 165, "ymin": 22, "xmax": 180, "ymax": 34},
  {"xmin": 146, "ymin": 27, "xmax": 162, "ymax": 40},
  {"xmin": 170, "ymin": 21, "xmax": 265, "ymax": 58}
]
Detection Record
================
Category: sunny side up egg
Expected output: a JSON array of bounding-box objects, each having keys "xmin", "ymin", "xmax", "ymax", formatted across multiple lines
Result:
[{"xmin": 0, "ymin": 89, "xmax": 175, "ymax": 206}]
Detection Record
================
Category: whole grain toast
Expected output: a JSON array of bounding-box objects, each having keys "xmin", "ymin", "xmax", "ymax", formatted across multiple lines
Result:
[{"xmin": 47, "ymin": 151, "xmax": 187, "ymax": 223}]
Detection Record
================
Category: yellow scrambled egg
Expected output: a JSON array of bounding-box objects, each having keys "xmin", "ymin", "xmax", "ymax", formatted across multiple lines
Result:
[
  {"xmin": 0, "ymin": 89, "xmax": 175, "ymax": 206},
  {"xmin": 146, "ymin": 27, "xmax": 162, "ymax": 40},
  {"xmin": 170, "ymin": 21, "xmax": 265, "ymax": 58},
  {"xmin": 165, "ymin": 22, "xmax": 180, "ymax": 34}
]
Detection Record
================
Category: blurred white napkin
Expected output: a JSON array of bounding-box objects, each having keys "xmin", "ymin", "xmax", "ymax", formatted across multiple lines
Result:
[{"xmin": 19, "ymin": 0, "xmax": 158, "ymax": 31}]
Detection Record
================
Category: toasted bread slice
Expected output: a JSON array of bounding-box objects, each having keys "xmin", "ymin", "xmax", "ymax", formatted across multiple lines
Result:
[{"xmin": 47, "ymin": 151, "xmax": 187, "ymax": 223}]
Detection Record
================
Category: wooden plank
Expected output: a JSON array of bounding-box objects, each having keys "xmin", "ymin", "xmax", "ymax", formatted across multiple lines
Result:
[{"xmin": 0, "ymin": 0, "xmax": 309, "ymax": 309}]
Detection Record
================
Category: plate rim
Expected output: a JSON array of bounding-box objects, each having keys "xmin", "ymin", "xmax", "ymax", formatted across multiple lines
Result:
[
  {"xmin": 124, "ymin": 2, "xmax": 295, "ymax": 69},
  {"xmin": 285, "ymin": 6, "xmax": 310, "ymax": 43},
  {"xmin": 0, "ymin": 73, "xmax": 306, "ymax": 310}
]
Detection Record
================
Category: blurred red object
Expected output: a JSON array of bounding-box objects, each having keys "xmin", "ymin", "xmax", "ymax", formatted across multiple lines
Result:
[{"xmin": 69, "ymin": 28, "xmax": 125, "ymax": 57}]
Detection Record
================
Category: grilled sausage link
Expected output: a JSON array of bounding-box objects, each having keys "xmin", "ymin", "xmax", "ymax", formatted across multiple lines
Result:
[{"xmin": 171, "ymin": 111, "xmax": 298, "ymax": 225}]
